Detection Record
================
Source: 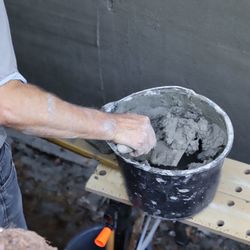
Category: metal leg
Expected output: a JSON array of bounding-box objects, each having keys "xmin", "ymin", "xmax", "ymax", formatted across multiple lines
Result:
[
  {"xmin": 136, "ymin": 215, "xmax": 162, "ymax": 250},
  {"xmin": 136, "ymin": 216, "xmax": 151, "ymax": 250}
]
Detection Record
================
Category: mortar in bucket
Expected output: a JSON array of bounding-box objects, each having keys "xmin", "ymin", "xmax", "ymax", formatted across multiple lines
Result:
[{"xmin": 103, "ymin": 86, "xmax": 234, "ymax": 219}]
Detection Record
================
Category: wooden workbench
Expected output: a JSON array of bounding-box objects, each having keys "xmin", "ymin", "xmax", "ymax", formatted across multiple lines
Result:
[
  {"xmin": 86, "ymin": 159, "xmax": 250, "ymax": 245},
  {"xmin": 51, "ymin": 138, "xmax": 250, "ymax": 245}
]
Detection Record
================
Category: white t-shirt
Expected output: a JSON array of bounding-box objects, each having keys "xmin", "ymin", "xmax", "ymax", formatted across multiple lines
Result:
[{"xmin": 0, "ymin": 0, "xmax": 26, "ymax": 147}]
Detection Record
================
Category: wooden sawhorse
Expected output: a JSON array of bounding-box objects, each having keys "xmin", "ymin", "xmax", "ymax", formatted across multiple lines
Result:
[{"xmin": 51, "ymin": 138, "xmax": 250, "ymax": 246}]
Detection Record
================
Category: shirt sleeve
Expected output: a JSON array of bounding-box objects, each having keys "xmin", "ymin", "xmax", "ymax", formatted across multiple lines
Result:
[{"xmin": 0, "ymin": 0, "xmax": 26, "ymax": 86}]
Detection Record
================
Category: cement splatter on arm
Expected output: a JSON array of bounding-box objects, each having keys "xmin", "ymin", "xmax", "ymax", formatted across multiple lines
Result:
[{"xmin": 0, "ymin": 80, "xmax": 156, "ymax": 156}]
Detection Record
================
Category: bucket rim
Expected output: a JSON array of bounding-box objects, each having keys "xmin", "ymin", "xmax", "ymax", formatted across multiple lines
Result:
[
  {"xmin": 64, "ymin": 225, "xmax": 102, "ymax": 250},
  {"xmin": 103, "ymin": 86, "xmax": 234, "ymax": 176}
]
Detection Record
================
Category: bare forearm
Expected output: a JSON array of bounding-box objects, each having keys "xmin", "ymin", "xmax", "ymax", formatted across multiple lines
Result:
[
  {"xmin": 0, "ymin": 80, "xmax": 156, "ymax": 155},
  {"xmin": 0, "ymin": 80, "xmax": 115, "ymax": 140}
]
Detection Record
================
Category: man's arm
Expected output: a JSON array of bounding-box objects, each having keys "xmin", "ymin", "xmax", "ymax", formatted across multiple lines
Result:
[
  {"xmin": 0, "ymin": 80, "xmax": 156, "ymax": 156},
  {"xmin": 0, "ymin": 1, "xmax": 155, "ymax": 156}
]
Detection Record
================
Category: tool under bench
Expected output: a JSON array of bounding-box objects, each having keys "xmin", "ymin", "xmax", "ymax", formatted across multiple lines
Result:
[{"xmin": 51, "ymin": 138, "xmax": 250, "ymax": 246}]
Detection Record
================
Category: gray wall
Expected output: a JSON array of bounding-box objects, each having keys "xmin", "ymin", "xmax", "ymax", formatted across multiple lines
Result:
[{"xmin": 5, "ymin": 0, "xmax": 250, "ymax": 163}]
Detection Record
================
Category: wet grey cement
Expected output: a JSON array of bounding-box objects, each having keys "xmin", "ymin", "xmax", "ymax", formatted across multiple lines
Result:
[
  {"xmin": 113, "ymin": 90, "xmax": 227, "ymax": 170},
  {"xmin": 149, "ymin": 105, "xmax": 226, "ymax": 169}
]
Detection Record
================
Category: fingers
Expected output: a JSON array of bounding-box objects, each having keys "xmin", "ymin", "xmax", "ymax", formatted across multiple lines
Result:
[
  {"xmin": 113, "ymin": 113, "xmax": 156, "ymax": 157},
  {"xmin": 131, "ymin": 124, "xmax": 156, "ymax": 157},
  {"xmin": 133, "ymin": 117, "xmax": 156, "ymax": 156}
]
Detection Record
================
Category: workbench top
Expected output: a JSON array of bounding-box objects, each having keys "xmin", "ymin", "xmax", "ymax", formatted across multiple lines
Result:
[{"xmin": 86, "ymin": 158, "xmax": 250, "ymax": 245}]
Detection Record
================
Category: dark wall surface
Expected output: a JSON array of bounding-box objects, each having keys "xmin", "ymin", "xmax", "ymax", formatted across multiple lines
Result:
[{"xmin": 5, "ymin": 0, "xmax": 250, "ymax": 163}]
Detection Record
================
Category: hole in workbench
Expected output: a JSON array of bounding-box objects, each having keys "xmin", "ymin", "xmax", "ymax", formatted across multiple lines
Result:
[
  {"xmin": 245, "ymin": 169, "xmax": 250, "ymax": 175},
  {"xmin": 227, "ymin": 200, "xmax": 235, "ymax": 207},
  {"xmin": 94, "ymin": 176, "xmax": 99, "ymax": 180},
  {"xmin": 235, "ymin": 186, "xmax": 242, "ymax": 193},
  {"xmin": 99, "ymin": 170, "xmax": 107, "ymax": 176},
  {"xmin": 246, "ymin": 230, "xmax": 250, "ymax": 236},
  {"xmin": 217, "ymin": 220, "xmax": 224, "ymax": 227}
]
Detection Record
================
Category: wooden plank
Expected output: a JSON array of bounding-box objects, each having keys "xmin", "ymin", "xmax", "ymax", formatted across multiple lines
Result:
[
  {"xmin": 86, "ymin": 160, "xmax": 250, "ymax": 245},
  {"xmin": 184, "ymin": 193, "xmax": 250, "ymax": 245},
  {"xmin": 49, "ymin": 138, "xmax": 118, "ymax": 168},
  {"xmin": 86, "ymin": 164, "xmax": 131, "ymax": 206},
  {"xmin": 86, "ymin": 159, "xmax": 250, "ymax": 203},
  {"xmin": 219, "ymin": 158, "xmax": 250, "ymax": 201}
]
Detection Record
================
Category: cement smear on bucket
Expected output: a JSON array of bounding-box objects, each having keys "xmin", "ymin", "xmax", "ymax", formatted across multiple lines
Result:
[{"xmin": 115, "ymin": 95, "xmax": 227, "ymax": 170}]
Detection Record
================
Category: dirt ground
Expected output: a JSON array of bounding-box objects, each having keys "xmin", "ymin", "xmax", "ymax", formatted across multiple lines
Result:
[{"xmin": 7, "ymin": 132, "xmax": 250, "ymax": 250}]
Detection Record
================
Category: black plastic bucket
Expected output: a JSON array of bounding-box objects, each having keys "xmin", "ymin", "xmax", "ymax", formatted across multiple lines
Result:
[
  {"xmin": 103, "ymin": 86, "xmax": 234, "ymax": 220},
  {"xmin": 117, "ymin": 157, "xmax": 221, "ymax": 219},
  {"xmin": 65, "ymin": 226, "xmax": 152, "ymax": 250},
  {"xmin": 65, "ymin": 226, "xmax": 103, "ymax": 250}
]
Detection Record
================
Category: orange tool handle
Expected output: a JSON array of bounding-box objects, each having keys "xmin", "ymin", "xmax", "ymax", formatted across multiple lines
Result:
[{"xmin": 94, "ymin": 226, "xmax": 112, "ymax": 248}]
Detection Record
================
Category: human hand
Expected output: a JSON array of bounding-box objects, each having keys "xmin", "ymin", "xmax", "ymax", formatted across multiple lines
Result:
[{"xmin": 111, "ymin": 113, "xmax": 156, "ymax": 157}]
